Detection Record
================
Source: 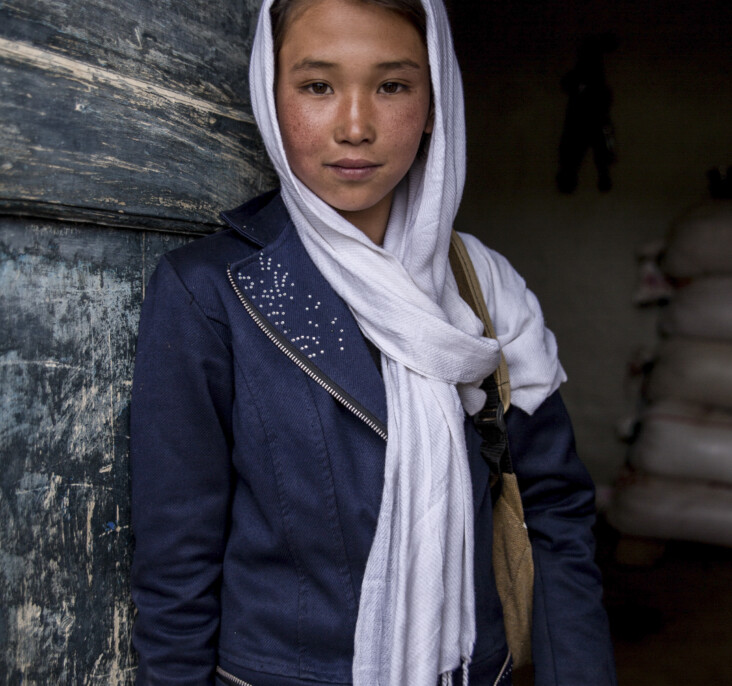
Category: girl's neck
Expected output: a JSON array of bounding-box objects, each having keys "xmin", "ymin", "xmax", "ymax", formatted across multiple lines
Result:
[{"xmin": 335, "ymin": 190, "xmax": 394, "ymax": 246}]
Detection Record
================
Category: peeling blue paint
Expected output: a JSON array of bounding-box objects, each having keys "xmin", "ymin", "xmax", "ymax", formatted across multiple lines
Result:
[
  {"xmin": 0, "ymin": 0, "xmax": 270, "ymax": 680},
  {"xmin": 0, "ymin": 218, "xmax": 192, "ymax": 683}
]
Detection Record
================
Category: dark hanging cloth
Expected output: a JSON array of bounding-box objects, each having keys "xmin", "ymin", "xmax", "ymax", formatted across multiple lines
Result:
[{"xmin": 556, "ymin": 33, "xmax": 618, "ymax": 193}]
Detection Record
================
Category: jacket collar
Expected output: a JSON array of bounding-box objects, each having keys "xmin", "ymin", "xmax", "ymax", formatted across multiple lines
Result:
[
  {"xmin": 225, "ymin": 191, "xmax": 388, "ymax": 431},
  {"xmin": 220, "ymin": 188, "xmax": 287, "ymax": 248}
]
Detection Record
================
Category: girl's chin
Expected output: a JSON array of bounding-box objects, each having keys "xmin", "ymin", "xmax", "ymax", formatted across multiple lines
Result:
[
  {"xmin": 324, "ymin": 189, "xmax": 395, "ymax": 216},
  {"xmin": 331, "ymin": 199, "xmax": 392, "ymax": 219}
]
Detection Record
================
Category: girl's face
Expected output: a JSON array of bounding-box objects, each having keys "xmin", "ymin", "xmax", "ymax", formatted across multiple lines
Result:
[{"xmin": 275, "ymin": 0, "xmax": 433, "ymax": 242}]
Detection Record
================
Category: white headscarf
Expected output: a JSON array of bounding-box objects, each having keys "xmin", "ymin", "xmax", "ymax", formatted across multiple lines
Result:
[{"xmin": 249, "ymin": 1, "xmax": 564, "ymax": 683}]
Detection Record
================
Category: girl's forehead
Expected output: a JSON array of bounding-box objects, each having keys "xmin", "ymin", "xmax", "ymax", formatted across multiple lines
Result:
[
  {"xmin": 277, "ymin": 0, "xmax": 428, "ymax": 67},
  {"xmin": 272, "ymin": 0, "xmax": 427, "ymax": 55}
]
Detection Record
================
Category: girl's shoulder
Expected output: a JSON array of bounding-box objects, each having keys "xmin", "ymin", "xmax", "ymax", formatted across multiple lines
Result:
[
  {"xmin": 145, "ymin": 191, "xmax": 290, "ymax": 326},
  {"xmin": 455, "ymin": 231, "xmax": 566, "ymax": 414},
  {"xmin": 164, "ymin": 190, "xmax": 287, "ymax": 279},
  {"xmin": 454, "ymin": 231, "xmax": 531, "ymax": 323},
  {"xmin": 455, "ymin": 231, "xmax": 529, "ymax": 287}
]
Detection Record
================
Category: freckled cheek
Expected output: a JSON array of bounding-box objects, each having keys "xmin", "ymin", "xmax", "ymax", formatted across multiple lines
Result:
[
  {"xmin": 383, "ymin": 102, "xmax": 431, "ymax": 156},
  {"xmin": 278, "ymin": 102, "xmax": 329, "ymax": 172}
]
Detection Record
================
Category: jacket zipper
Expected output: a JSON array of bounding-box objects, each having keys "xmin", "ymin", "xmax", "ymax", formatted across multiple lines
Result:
[
  {"xmin": 216, "ymin": 665, "xmax": 253, "ymax": 686},
  {"xmin": 227, "ymin": 267, "xmax": 388, "ymax": 441},
  {"xmin": 493, "ymin": 650, "xmax": 512, "ymax": 686}
]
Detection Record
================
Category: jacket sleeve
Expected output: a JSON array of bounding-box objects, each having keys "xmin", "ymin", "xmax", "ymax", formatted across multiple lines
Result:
[
  {"xmin": 507, "ymin": 391, "xmax": 617, "ymax": 686},
  {"xmin": 130, "ymin": 256, "xmax": 234, "ymax": 686}
]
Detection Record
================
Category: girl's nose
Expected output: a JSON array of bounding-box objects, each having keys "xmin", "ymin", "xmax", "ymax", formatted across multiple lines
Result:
[{"xmin": 335, "ymin": 92, "xmax": 375, "ymax": 145}]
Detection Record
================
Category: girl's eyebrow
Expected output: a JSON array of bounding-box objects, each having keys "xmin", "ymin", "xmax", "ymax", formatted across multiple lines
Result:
[
  {"xmin": 290, "ymin": 58, "xmax": 423, "ymax": 72},
  {"xmin": 291, "ymin": 59, "xmax": 337, "ymax": 72},
  {"xmin": 375, "ymin": 60, "xmax": 422, "ymax": 71}
]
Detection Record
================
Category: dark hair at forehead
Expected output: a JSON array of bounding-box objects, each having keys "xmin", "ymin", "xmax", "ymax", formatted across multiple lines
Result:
[{"xmin": 270, "ymin": 0, "xmax": 427, "ymax": 56}]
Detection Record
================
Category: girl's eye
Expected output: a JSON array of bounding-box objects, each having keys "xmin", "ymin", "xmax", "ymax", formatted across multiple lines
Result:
[
  {"xmin": 380, "ymin": 82, "xmax": 406, "ymax": 95},
  {"xmin": 305, "ymin": 82, "xmax": 332, "ymax": 95}
]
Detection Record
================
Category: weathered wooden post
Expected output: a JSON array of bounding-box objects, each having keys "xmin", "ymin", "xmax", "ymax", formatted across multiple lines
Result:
[{"xmin": 0, "ymin": 1, "xmax": 273, "ymax": 682}]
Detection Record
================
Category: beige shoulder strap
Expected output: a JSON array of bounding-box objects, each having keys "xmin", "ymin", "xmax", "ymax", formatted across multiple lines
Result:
[
  {"xmin": 450, "ymin": 232, "xmax": 534, "ymax": 668},
  {"xmin": 449, "ymin": 231, "xmax": 511, "ymax": 411}
]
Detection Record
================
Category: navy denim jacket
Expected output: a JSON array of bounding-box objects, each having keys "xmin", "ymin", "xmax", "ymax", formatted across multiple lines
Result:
[{"xmin": 130, "ymin": 192, "xmax": 616, "ymax": 686}]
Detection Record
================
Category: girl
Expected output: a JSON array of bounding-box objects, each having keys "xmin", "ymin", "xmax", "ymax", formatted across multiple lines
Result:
[{"xmin": 130, "ymin": 1, "xmax": 617, "ymax": 685}]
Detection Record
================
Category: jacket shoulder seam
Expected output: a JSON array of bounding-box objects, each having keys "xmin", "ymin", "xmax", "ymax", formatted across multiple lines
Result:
[{"xmin": 158, "ymin": 254, "xmax": 232, "ymax": 354}]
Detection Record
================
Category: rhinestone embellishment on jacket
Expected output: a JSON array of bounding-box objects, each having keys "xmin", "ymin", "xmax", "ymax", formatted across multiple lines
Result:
[{"xmin": 237, "ymin": 255, "xmax": 346, "ymax": 358}]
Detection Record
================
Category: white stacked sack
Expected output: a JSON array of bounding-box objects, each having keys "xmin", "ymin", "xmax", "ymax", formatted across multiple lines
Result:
[
  {"xmin": 660, "ymin": 277, "xmax": 732, "ymax": 341},
  {"xmin": 663, "ymin": 202, "xmax": 732, "ymax": 279},
  {"xmin": 608, "ymin": 201, "xmax": 732, "ymax": 546},
  {"xmin": 629, "ymin": 400, "xmax": 732, "ymax": 485}
]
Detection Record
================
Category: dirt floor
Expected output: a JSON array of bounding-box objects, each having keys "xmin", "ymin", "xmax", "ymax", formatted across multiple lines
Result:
[
  {"xmin": 514, "ymin": 519, "xmax": 732, "ymax": 685},
  {"xmin": 600, "ymin": 522, "xmax": 732, "ymax": 686}
]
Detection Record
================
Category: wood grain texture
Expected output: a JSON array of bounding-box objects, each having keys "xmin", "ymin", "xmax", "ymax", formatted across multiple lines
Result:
[
  {"xmin": 0, "ymin": 0, "xmax": 277, "ymax": 231},
  {"xmin": 0, "ymin": 217, "xmax": 192, "ymax": 683},
  {"xmin": 0, "ymin": 0, "xmax": 259, "ymax": 110},
  {"xmin": 1, "ymin": 2, "xmax": 271, "ymax": 680}
]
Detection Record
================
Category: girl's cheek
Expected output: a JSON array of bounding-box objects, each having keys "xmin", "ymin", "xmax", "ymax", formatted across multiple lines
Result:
[
  {"xmin": 280, "ymin": 101, "xmax": 323, "ymax": 156},
  {"xmin": 389, "ymin": 102, "xmax": 431, "ymax": 148}
]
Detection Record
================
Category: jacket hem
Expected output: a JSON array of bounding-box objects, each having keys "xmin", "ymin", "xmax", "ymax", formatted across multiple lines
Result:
[{"xmin": 218, "ymin": 653, "xmax": 352, "ymax": 686}]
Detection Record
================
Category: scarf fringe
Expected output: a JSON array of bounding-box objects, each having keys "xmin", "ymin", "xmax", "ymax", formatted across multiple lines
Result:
[{"xmin": 440, "ymin": 657, "xmax": 471, "ymax": 686}]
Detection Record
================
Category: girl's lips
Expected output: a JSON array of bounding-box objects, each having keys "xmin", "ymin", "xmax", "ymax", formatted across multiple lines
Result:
[{"xmin": 326, "ymin": 160, "xmax": 381, "ymax": 180}]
